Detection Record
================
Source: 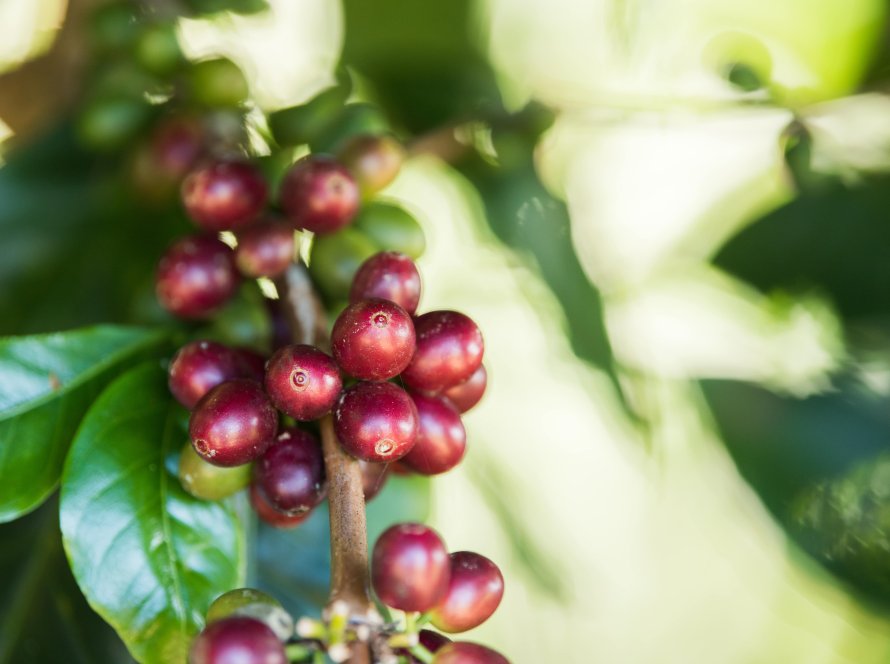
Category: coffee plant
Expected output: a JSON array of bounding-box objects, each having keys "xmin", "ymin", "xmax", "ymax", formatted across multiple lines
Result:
[{"xmin": 0, "ymin": 1, "xmax": 512, "ymax": 662}]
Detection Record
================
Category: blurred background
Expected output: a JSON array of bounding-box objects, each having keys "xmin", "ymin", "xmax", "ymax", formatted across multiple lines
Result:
[{"xmin": 3, "ymin": 0, "xmax": 890, "ymax": 662}]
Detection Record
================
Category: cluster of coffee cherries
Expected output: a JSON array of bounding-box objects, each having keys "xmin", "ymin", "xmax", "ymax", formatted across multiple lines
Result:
[
  {"xmin": 78, "ymin": 0, "xmax": 265, "ymax": 161},
  {"xmin": 165, "ymin": 237, "xmax": 487, "ymax": 525},
  {"xmin": 188, "ymin": 522, "xmax": 508, "ymax": 663}
]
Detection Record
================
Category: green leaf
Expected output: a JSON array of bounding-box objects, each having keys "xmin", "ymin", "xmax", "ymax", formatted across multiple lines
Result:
[
  {"xmin": 714, "ymin": 177, "xmax": 890, "ymax": 321},
  {"xmin": 791, "ymin": 451, "xmax": 890, "ymax": 603},
  {"xmin": 0, "ymin": 122, "xmax": 190, "ymax": 335},
  {"xmin": 701, "ymin": 378, "xmax": 890, "ymax": 516},
  {"xmin": 60, "ymin": 363, "xmax": 245, "ymax": 664},
  {"xmin": 0, "ymin": 325, "xmax": 169, "ymax": 523},
  {"xmin": 0, "ymin": 499, "xmax": 135, "ymax": 664},
  {"xmin": 254, "ymin": 474, "xmax": 430, "ymax": 618}
]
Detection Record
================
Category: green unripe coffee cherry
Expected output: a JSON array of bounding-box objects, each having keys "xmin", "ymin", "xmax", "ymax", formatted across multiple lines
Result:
[
  {"xmin": 309, "ymin": 103, "xmax": 389, "ymax": 154},
  {"xmin": 91, "ymin": 60, "xmax": 165, "ymax": 101},
  {"xmin": 188, "ymin": 58, "xmax": 249, "ymax": 108},
  {"xmin": 135, "ymin": 23, "xmax": 184, "ymax": 76},
  {"xmin": 353, "ymin": 203, "xmax": 425, "ymax": 259},
  {"xmin": 89, "ymin": 2, "xmax": 140, "ymax": 54},
  {"xmin": 268, "ymin": 86, "xmax": 349, "ymax": 147},
  {"xmin": 76, "ymin": 97, "xmax": 153, "ymax": 152},
  {"xmin": 206, "ymin": 588, "xmax": 294, "ymax": 641},
  {"xmin": 308, "ymin": 228, "xmax": 379, "ymax": 300},
  {"xmin": 337, "ymin": 134, "xmax": 405, "ymax": 199},
  {"xmin": 178, "ymin": 443, "xmax": 251, "ymax": 500}
]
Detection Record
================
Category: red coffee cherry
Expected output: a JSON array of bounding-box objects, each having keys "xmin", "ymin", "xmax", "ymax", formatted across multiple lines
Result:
[
  {"xmin": 431, "ymin": 552, "xmax": 504, "ymax": 633},
  {"xmin": 151, "ymin": 115, "xmax": 205, "ymax": 180},
  {"xmin": 168, "ymin": 340, "xmax": 242, "ymax": 409},
  {"xmin": 280, "ymin": 155, "xmax": 359, "ymax": 235},
  {"xmin": 358, "ymin": 459, "xmax": 389, "ymax": 502},
  {"xmin": 433, "ymin": 642, "xmax": 510, "ymax": 664},
  {"xmin": 189, "ymin": 379, "xmax": 278, "ymax": 467},
  {"xmin": 232, "ymin": 347, "xmax": 267, "ymax": 383},
  {"xmin": 254, "ymin": 428, "xmax": 325, "ymax": 514},
  {"xmin": 182, "ymin": 161, "xmax": 268, "ymax": 231},
  {"xmin": 235, "ymin": 219, "xmax": 294, "ymax": 278},
  {"xmin": 402, "ymin": 393, "xmax": 466, "ymax": 475},
  {"xmin": 349, "ymin": 251, "xmax": 421, "ymax": 314},
  {"xmin": 402, "ymin": 311, "xmax": 484, "ymax": 392},
  {"xmin": 333, "ymin": 381, "xmax": 418, "ymax": 462},
  {"xmin": 337, "ymin": 133, "xmax": 405, "ymax": 198},
  {"xmin": 156, "ymin": 234, "xmax": 240, "ymax": 319},
  {"xmin": 249, "ymin": 484, "xmax": 311, "ymax": 529},
  {"xmin": 441, "ymin": 365, "xmax": 486, "ymax": 413},
  {"xmin": 189, "ymin": 615, "xmax": 286, "ymax": 664},
  {"xmin": 399, "ymin": 629, "xmax": 452, "ymax": 663},
  {"xmin": 331, "ymin": 299, "xmax": 415, "ymax": 380},
  {"xmin": 264, "ymin": 345, "xmax": 342, "ymax": 421},
  {"xmin": 371, "ymin": 523, "xmax": 450, "ymax": 612},
  {"xmin": 419, "ymin": 630, "xmax": 452, "ymax": 653}
]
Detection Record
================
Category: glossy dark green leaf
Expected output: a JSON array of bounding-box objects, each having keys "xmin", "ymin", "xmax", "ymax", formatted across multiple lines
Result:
[
  {"xmin": 0, "ymin": 325, "xmax": 169, "ymax": 523},
  {"xmin": 254, "ymin": 474, "xmax": 430, "ymax": 618},
  {"xmin": 702, "ymin": 378, "xmax": 890, "ymax": 516},
  {"xmin": 0, "ymin": 122, "xmax": 190, "ymax": 335},
  {"xmin": 0, "ymin": 499, "xmax": 135, "ymax": 664},
  {"xmin": 714, "ymin": 176, "xmax": 890, "ymax": 321},
  {"xmin": 60, "ymin": 363, "xmax": 244, "ymax": 664}
]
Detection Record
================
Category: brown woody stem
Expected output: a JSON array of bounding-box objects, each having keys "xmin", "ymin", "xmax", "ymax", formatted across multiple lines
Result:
[{"xmin": 275, "ymin": 262, "xmax": 375, "ymax": 663}]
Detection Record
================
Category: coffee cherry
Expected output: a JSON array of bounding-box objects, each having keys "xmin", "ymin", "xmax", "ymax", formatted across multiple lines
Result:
[
  {"xmin": 353, "ymin": 203, "xmax": 426, "ymax": 259},
  {"xmin": 358, "ymin": 459, "xmax": 388, "ymax": 502},
  {"xmin": 308, "ymin": 228, "xmax": 378, "ymax": 300},
  {"xmin": 188, "ymin": 57, "xmax": 249, "ymax": 108},
  {"xmin": 389, "ymin": 460, "xmax": 414, "ymax": 476},
  {"xmin": 179, "ymin": 442, "xmax": 251, "ymax": 500},
  {"xmin": 441, "ymin": 365, "xmax": 486, "ymax": 413},
  {"xmin": 337, "ymin": 134, "xmax": 405, "ymax": 198},
  {"xmin": 151, "ymin": 116, "xmax": 205, "ymax": 181},
  {"xmin": 135, "ymin": 22, "xmax": 184, "ymax": 76},
  {"xmin": 399, "ymin": 629, "xmax": 452, "ymax": 663},
  {"xmin": 88, "ymin": 2, "xmax": 139, "ymax": 52},
  {"xmin": 233, "ymin": 347, "xmax": 267, "ymax": 383},
  {"xmin": 188, "ymin": 616, "xmax": 286, "ymax": 664},
  {"xmin": 76, "ymin": 96, "xmax": 152, "ymax": 152},
  {"xmin": 402, "ymin": 393, "xmax": 466, "ymax": 475},
  {"xmin": 333, "ymin": 382, "xmax": 418, "ymax": 462},
  {"xmin": 402, "ymin": 311, "xmax": 484, "ymax": 392},
  {"xmin": 250, "ymin": 484, "xmax": 311, "ymax": 529},
  {"xmin": 206, "ymin": 588, "xmax": 294, "ymax": 642},
  {"xmin": 207, "ymin": 588, "xmax": 276, "ymax": 622},
  {"xmin": 168, "ymin": 340, "xmax": 242, "ymax": 409},
  {"xmin": 420, "ymin": 630, "xmax": 452, "ymax": 653},
  {"xmin": 254, "ymin": 428, "xmax": 325, "ymax": 514},
  {"xmin": 349, "ymin": 252, "xmax": 421, "ymax": 314},
  {"xmin": 371, "ymin": 523, "xmax": 450, "ymax": 612},
  {"xmin": 433, "ymin": 643, "xmax": 510, "ymax": 664},
  {"xmin": 332, "ymin": 299, "xmax": 416, "ymax": 380},
  {"xmin": 189, "ymin": 379, "xmax": 278, "ymax": 466},
  {"xmin": 430, "ymin": 552, "xmax": 504, "ymax": 633},
  {"xmin": 182, "ymin": 161, "xmax": 268, "ymax": 231},
  {"xmin": 280, "ymin": 155, "xmax": 359, "ymax": 234},
  {"xmin": 234, "ymin": 219, "xmax": 294, "ymax": 278},
  {"xmin": 156, "ymin": 234, "xmax": 240, "ymax": 319},
  {"xmin": 264, "ymin": 345, "xmax": 342, "ymax": 421}
]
